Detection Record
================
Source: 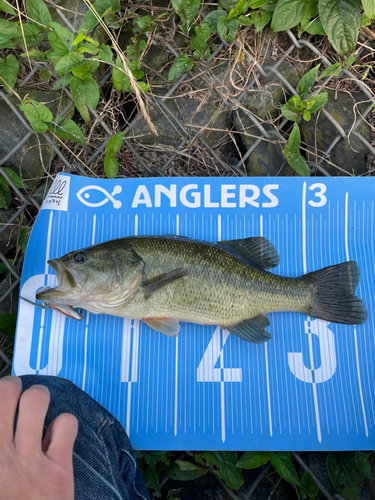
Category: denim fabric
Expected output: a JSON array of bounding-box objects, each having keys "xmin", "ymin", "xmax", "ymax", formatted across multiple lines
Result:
[{"xmin": 19, "ymin": 375, "xmax": 150, "ymax": 500}]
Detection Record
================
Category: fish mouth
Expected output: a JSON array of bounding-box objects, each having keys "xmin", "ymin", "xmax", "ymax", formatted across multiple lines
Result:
[{"xmin": 36, "ymin": 259, "xmax": 80, "ymax": 303}]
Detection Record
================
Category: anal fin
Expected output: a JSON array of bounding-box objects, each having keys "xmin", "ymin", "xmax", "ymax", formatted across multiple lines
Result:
[
  {"xmin": 143, "ymin": 317, "xmax": 180, "ymax": 337},
  {"xmin": 224, "ymin": 314, "xmax": 272, "ymax": 344}
]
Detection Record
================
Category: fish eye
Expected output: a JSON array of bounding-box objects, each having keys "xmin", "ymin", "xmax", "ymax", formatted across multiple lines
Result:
[{"xmin": 73, "ymin": 251, "xmax": 87, "ymax": 264}]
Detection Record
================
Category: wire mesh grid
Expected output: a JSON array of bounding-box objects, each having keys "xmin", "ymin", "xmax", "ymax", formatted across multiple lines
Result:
[{"xmin": 0, "ymin": 3, "xmax": 375, "ymax": 498}]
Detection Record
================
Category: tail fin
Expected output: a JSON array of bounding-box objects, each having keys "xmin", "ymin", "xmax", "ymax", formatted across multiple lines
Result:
[{"xmin": 303, "ymin": 261, "xmax": 368, "ymax": 325}]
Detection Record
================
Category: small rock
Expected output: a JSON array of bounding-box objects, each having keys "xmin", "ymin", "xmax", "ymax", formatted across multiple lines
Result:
[
  {"xmin": 129, "ymin": 97, "xmax": 230, "ymax": 151},
  {"xmin": 300, "ymin": 89, "xmax": 371, "ymax": 175},
  {"xmin": 0, "ymin": 89, "xmax": 71, "ymax": 187}
]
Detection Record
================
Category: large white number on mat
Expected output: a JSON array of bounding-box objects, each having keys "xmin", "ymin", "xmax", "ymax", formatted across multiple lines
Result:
[
  {"xmin": 197, "ymin": 327, "xmax": 242, "ymax": 382},
  {"xmin": 288, "ymin": 319, "xmax": 336, "ymax": 383},
  {"xmin": 308, "ymin": 183, "xmax": 327, "ymax": 207}
]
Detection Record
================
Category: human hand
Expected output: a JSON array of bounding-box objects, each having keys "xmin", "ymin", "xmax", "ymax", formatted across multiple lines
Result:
[{"xmin": 0, "ymin": 376, "xmax": 78, "ymax": 500}]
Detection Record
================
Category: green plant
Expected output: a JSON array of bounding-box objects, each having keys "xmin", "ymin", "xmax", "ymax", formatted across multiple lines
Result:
[
  {"xmin": 327, "ymin": 451, "xmax": 373, "ymax": 500},
  {"xmin": 280, "ymin": 64, "xmax": 329, "ymax": 176}
]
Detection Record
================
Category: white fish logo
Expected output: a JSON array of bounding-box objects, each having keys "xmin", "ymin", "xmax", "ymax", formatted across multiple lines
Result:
[{"xmin": 76, "ymin": 185, "xmax": 122, "ymax": 209}]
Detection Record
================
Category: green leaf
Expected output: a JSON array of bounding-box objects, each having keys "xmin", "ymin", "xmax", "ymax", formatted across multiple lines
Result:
[
  {"xmin": 106, "ymin": 133, "xmax": 124, "ymax": 155},
  {"xmin": 0, "ymin": 19, "xmax": 19, "ymax": 47},
  {"xmin": 306, "ymin": 92, "xmax": 328, "ymax": 114},
  {"xmin": 133, "ymin": 15, "xmax": 154, "ymax": 33},
  {"xmin": 251, "ymin": 9, "xmax": 272, "ymax": 31},
  {"xmin": 299, "ymin": 471, "xmax": 319, "ymax": 500},
  {"xmin": 0, "ymin": 259, "xmax": 13, "ymax": 277},
  {"xmin": 0, "ymin": 54, "xmax": 19, "ymax": 93},
  {"xmin": 271, "ymin": 0, "xmax": 308, "ymax": 31},
  {"xmin": 175, "ymin": 460, "xmax": 205, "ymax": 472},
  {"xmin": 191, "ymin": 35, "xmax": 208, "ymax": 57},
  {"xmin": 362, "ymin": 0, "xmax": 375, "ymax": 19},
  {"xmin": 70, "ymin": 75, "xmax": 99, "ymax": 122},
  {"xmin": 239, "ymin": 15, "xmax": 253, "ymax": 25},
  {"xmin": 2, "ymin": 167, "xmax": 26, "ymax": 189},
  {"xmin": 0, "ymin": 177, "xmax": 11, "ymax": 208},
  {"xmin": 143, "ymin": 451, "xmax": 168, "ymax": 466},
  {"xmin": 168, "ymin": 54, "xmax": 194, "ymax": 81},
  {"xmin": 134, "ymin": 80, "xmax": 150, "ymax": 92},
  {"xmin": 195, "ymin": 23, "xmax": 210, "ymax": 41},
  {"xmin": 71, "ymin": 60, "xmax": 98, "ymax": 79},
  {"xmin": 305, "ymin": 18, "xmax": 325, "ymax": 35},
  {"xmin": 104, "ymin": 155, "xmax": 119, "ymax": 179},
  {"xmin": 361, "ymin": 13, "xmax": 372, "ymax": 26},
  {"xmin": 19, "ymin": 227, "xmax": 31, "ymax": 254},
  {"xmin": 14, "ymin": 22, "xmax": 45, "ymax": 47},
  {"xmin": 296, "ymin": 64, "xmax": 320, "ymax": 98},
  {"xmin": 54, "ymin": 51, "xmax": 84, "ymax": 75},
  {"xmin": 0, "ymin": 313, "xmax": 17, "ymax": 337},
  {"xmin": 202, "ymin": 452, "xmax": 244, "ymax": 490},
  {"xmin": 345, "ymin": 54, "xmax": 355, "ymax": 66},
  {"xmin": 270, "ymin": 452, "xmax": 300, "ymax": 486},
  {"xmin": 172, "ymin": 0, "xmax": 201, "ymax": 33},
  {"xmin": 166, "ymin": 462, "xmax": 205, "ymax": 481},
  {"xmin": 228, "ymin": 0, "xmax": 248, "ymax": 17},
  {"xmin": 280, "ymin": 103, "xmax": 300, "ymax": 121},
  {"xmin": 319, "ymin": 62, "xmax": 343, "ymax": 79},
  {"xmin": 303, "ymin": 109, "xmax": 311, "ymax": 121},
  {"xmin": 319, "ymin": 0, "xmax": 361, "ymax": 55},
  {"xmin": 355, "ymin": 451, "xmax": 372, "ymax": 479},
  {"xmin": 99, "ymin": 44, "xmax": 113, "ymax": 64},
  {"xmin": 248, "ymin": 0, "xmax": 269, "ymax": 7},
  {"xmin": 219, "ymin": 0, "xmax": 238, "ymax": 11},
  {"xmin": 79, "ymin": 0, "xmax": 120, "ymax": 32},
  {"xmin": 327, "ymin": 452, "xmax": 343, "ymax": 494},
  {"xmin": 202, "ymin": 10, "xmax": 227, "ymax": 32},
  {"xmin": 47, "ymin": 22, "xmax": 74, "ymax": 56},
  {"xmin": 50, "ymin": 117, "xmax": 85, "ymax": 147},
  {"xmin": 142, "ymin": 467, "xmax": 161, "ymax": 497},
  {"xmin": 113, "ymin": 56, "xmax": 130, "ymax": 91},
  {"xmin": 286, "ymin": 154, "xmax": 310, "ymax": 176},
  {"xmin": 19, "ymin": 99, "xmax": 53, "ymax": 132},
  {"xmin": 22, "ymin": 49, "xmax": 49, "ymax": 61},
  {"xmin": 236, "ymin": 451, "xmax": 271, "ymax": 469},
  {"xmin": 285, "ymin": 122, "xmax": 301, "ymax": 158},
  {"xmin": 0, "ymin": 0, "xmax": 16, "ymax": 15},
  {"xmin": 26, "ymin": 0, "xmax": 52, "ymax": 25},
  {"xmin": 217, "ymin": 16, "xmax": 239, "ymax": 42}
]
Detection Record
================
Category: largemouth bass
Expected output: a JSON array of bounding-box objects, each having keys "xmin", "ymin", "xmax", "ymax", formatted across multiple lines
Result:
[{"xmin": 36, "ymin": 235, "xmax": 367, "ymax": 343}]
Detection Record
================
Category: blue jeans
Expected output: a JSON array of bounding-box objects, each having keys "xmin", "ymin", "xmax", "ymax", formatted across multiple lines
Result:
[{"xmin": 20, "ymin": 375, "xmax": 150, "ymax": 500}]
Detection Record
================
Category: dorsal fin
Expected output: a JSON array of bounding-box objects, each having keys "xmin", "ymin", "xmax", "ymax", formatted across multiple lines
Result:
[{"xmin": 219, "ymin": 237, "xmax": 280, "ymax": 269}]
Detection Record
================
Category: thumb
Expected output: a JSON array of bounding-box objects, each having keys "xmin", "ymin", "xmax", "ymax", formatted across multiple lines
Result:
[{"xmin": 43, "ymin": 413, "xmax": 78, "ymax": 467}]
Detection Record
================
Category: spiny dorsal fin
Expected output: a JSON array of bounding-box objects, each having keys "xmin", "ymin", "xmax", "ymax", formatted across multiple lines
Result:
[
  {"xmin": 219, "ymin": 237, "xmax": 280, "ymax": 269},
  {"xmin": 142, "ymin": 268, "xmax": 187, "ymax": 297},
  {"xmin": 224, "ymin": 314, "xmax": 272, "ymax": 344}
]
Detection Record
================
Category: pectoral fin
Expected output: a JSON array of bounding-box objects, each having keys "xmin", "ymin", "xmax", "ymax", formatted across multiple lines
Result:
[
  {"xmin": 224, "ymin": 314, "xmax": 272, "ymax": 344},
  {"xmin": 142, "ymin": 268, "xmax": 187, "ymax": 297},
  {"xmin": 143, "ymin": 317, "xmax": 180, "ymax": 337}
]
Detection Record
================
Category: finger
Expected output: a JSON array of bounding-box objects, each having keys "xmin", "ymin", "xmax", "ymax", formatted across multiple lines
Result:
[
  {"xmin": 0, "ymin": 376, "xmax": 22, "ymax": 444},
  {"xmin": 14, "ymin": 384, "xmax": 50, "ymax": 455},
  {"xmin": 43, "ymin": 413, "xmax": 78, "ymax": 468}
]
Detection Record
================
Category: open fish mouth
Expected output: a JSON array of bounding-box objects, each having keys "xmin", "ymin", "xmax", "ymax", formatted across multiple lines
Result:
[
  {"xmin": 35, "ymin": 259, "xmax": 80, "ymax": 303},
  {"xmin": 48, "ymin": 259, "xmax": 77, "ymax": 290}
]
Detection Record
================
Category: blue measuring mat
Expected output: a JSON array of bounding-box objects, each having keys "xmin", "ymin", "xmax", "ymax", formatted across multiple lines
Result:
[{"xmin": 13, "ymin": 174, "xmax": 375, "ymax": 450}]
